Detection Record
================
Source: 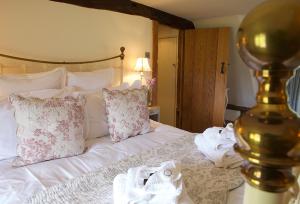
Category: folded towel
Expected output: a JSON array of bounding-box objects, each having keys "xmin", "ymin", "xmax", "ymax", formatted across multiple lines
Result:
[
  {"xmin": 194, "ymin": 124, "xmax": 243, "ymax": 168},
  {"xmin": 203, "ymin": 123, "xmax": 236, "ymax": 150},
  {"xmin": 113, "ymin": 160, "xmax": 193, "ymax": 204}
]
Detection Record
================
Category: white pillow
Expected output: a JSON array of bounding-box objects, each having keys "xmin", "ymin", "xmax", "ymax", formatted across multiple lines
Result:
[
  {"xmin": 0, "ymin": 68, "xmax": 66, "ymax": 100},
  {"xmin": 0, "ymin": 87, "xmax": 77, "ymax": 161},
  {"xmin": 75, "ymin": 82, "xmax": 131, "ymax": 139},
  {"xmin": 67, "ymin": 68, "xmax": 114, "ymax": 91},
  {"xmin": 73, "ymin": 83, "xmax": 142, "ymax": 138},
  {"xmin": 19, "ymin": 87, "xmax": 75, "ymax": 99},
  {"xmin": 130, "ymin": 80, "xmax": 142, "ymax": 89},
  {"xmin": 0, "ymin": 101, "xmax": 17, "ymax": 160},
  {"xmin": 85, "ymin": 93, "xmax": 108, "ymax": 138}
]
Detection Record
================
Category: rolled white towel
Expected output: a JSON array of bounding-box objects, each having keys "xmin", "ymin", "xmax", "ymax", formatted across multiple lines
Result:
[
  {"xmin": 217, "ymin": 123, "xmax": 237, "ymax": 150},
  {"xmin": 202, "ymin": 123, "xmax": 236, "ymax": 151},
  {"xmin": 220, "ymin": 123, "xmax": 235, "ymax": 140},
  {"xmin": 194, "ymin": 134, "xmax": 243, "ymax": 168},
  {"xmin": 113, "ymin": 160, "xmax": 193, "ymax": 204}
]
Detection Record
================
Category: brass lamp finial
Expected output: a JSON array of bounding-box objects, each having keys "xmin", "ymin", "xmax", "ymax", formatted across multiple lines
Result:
[{"xmin": 235, "ymin": 0, "xmax": 300, "ymax": 193}]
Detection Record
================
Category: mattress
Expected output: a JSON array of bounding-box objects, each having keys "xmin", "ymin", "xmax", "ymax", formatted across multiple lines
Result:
[{"xmin": 0, "ymin": 121, "xmax": 244, "ymax": 204}]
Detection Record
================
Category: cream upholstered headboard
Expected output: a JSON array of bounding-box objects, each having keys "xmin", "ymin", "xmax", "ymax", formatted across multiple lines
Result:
[{"xmin": 0, "ymin": 47, "xmax": 125, "ymax": 84}]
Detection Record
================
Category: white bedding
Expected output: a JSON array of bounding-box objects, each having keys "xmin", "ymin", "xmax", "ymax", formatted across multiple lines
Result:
[{"xmin": 0, "ymin": 121, "xmax": 244, "ymax": 204}]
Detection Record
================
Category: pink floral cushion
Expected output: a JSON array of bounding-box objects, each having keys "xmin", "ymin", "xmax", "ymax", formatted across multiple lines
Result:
[
  {"xmin": 10, "ymin": 95, "xmax": 86, "ymax": 167},
  {"xmin": 103, "ymin": 87, "xmax": 151, "ymax": 142}
]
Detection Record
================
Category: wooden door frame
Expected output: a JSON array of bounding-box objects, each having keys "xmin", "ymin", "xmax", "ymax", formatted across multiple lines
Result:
[
  {"xmin": 152, "ymin": 21, "xmax": 185, "ymax": 128},
  {"xmin": 152, "ymin": 21, "xmax": 159, "ymax": 106},
  {"xmin": 176, "ymin": 30, "xmax": 185, "ymax": 128}
]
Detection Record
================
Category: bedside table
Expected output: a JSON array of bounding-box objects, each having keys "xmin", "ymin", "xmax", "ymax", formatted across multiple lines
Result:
[{"xmin": 148, "ymin": 106, "xmax": 160, "ymax": 122}]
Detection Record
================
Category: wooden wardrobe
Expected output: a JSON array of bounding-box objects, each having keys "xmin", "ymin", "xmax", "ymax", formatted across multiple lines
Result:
[{"xmin": 176, "ymin": 28, "xmax": 230, "ymax": 133}]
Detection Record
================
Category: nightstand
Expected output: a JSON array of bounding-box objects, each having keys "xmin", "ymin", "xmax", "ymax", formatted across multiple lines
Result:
[{"xmin": 148, "ymin": 106, "xmax": 160, "ymax": 122}]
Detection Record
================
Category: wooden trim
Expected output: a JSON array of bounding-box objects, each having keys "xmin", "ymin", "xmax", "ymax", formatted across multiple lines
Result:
[
  {"xmin": 226, "ymin": 104, "xmax": 250, "ymax": 124},
  {"xmin": 0, "ymin": 47, "xmax": 125, "ymax": 65},
  {"xmin": 212, "ymin": 28, "xmax": 230, "ymax": 126},
  {"xmin": 50, "ymin": 0, "xmax": 195, "ymax": 29},
  {"xmin": 227, "ymin": 104, "xmax": 250, "ymax": 114},
  {"xmin": 176, "ymin": 29, "xmax": 185, "ymax": 128},
  {"xmin": 152, "ymin": 21, "xmax": 159, "ymax": 106}
]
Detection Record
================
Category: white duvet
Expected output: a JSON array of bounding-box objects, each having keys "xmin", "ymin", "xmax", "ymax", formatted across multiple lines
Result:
[{"xmin": 0, "ymin": 121, "xmax": 244, "ymax": 204}]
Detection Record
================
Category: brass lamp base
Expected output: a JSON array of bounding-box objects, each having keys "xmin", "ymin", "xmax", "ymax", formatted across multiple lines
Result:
[{"xmin": 239, "ymin": 163, "xmax": 295, "ymax": 193}]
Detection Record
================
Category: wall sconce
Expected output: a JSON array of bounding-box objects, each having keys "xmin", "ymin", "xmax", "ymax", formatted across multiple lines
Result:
[{"xmin": 134, "ymin": 57, "xmax": 151, "ymax": 80}]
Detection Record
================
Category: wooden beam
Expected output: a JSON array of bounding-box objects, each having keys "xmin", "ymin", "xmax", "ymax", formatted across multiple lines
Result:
[{"xmin": 50, "ymin": 0, "xmax": 195, "ymax": 29}]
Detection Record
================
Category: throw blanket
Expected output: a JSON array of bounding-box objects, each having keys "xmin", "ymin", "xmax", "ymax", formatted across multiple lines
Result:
[{"xmin": 28, "ymin": 136, "xmax": 244, "ymax": 204}]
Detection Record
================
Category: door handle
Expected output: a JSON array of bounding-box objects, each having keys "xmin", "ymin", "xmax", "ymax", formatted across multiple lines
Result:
[
  {"xmin": 221, "ymin": 62, "xmax": 225, "ymax": 74},
  {"xmin": 220, "ymin": 62, "xmax": 229, "ymax": 74}
]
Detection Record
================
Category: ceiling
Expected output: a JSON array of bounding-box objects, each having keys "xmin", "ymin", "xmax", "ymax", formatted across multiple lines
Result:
[{"xmin": 133, "ymin": 0, "xmax": 265, "ymax": 21}]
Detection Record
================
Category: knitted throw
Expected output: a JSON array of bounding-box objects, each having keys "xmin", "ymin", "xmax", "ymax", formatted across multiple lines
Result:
[{"xmin": 28, "ymin": 136, "xmax": 244, "ymax": 204}]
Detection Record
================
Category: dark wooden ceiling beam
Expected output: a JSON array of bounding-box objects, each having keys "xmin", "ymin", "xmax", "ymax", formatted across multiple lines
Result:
[{"xmin": 50, "ymin": 0, "xmax": 195, "ymax": 29}]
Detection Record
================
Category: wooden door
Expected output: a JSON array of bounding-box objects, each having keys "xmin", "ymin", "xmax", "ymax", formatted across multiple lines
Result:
[
  {"xmin": 177, "ymin": 28, "xmax": 229, "ymax": 133},
  {"xmin": 157, "ymin": 37, "xmax": 177, "ymax": 126}
]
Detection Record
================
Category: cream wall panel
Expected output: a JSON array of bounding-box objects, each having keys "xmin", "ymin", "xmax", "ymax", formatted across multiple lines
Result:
[{"xmin": 0, "ymin": 0, "xmax": 152, "ymax": 83}]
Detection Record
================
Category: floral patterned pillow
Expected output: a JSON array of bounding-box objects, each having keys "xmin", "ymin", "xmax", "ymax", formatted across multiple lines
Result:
[
  {"xmin": 10, "ymin": 94, "xmax": 86, "ymax": 167},
  {"xmin": 103, "ymin": 87, "xmax": 151, "ymax": 142}
]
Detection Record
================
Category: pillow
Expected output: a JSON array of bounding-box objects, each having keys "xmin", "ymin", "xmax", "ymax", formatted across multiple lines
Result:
[
  {"xmin": 0, "ymin": 68, "xmax": 66, "ymax": 100},
  {"xmin": 0, "ymin": 101, "xmax": 17, "ymax": 160},
  {"xmin": 10, "ymin": 94, "xmax": 86, "ymax": 166},
  {"xmin": 19, "ymin": 87, "xmax": 75, "ymax": 99},
  {"xmin": 103, "ymin": 87, "xmax": 151, "ymax": 142},
  {"xmin": 75, "ymin": 82, "xmax": 131, "ymax": 139},
  {"xmin": 130, "ymin": 80, "xmax": 142, "ymax": 89},
  {"xmin": 0, "ymin": 87, "xmax": 78, "ymax": 161},
  {"xmin": 67, "ymin": 68, "xmax": 114, "ymax": 91},
  {"xmin": 84, "ymin": 93, "xmax": 107, "ymax": 138}
]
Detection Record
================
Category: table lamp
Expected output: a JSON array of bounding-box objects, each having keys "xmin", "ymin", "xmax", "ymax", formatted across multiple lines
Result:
[{"xmin": 135, "ymin": 57, "xmax": 151, "ymax": 80}]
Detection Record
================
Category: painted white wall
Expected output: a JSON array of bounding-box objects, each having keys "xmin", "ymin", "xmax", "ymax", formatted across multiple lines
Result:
[
  {"xmin": 133, "ymin": 0, "xmax": 264, "ymax": 20},
  {"xmin": 0, "ymin": 0, "xmax": 152, "ymax": 83},
  {"xmin": 194, "ymin": 15, "xmax": 258, "ymax": 109}
]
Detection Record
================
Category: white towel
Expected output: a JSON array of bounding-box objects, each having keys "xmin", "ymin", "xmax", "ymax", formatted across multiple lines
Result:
[
  {"xmin": 113, "ymin": 160, "xmax": 193, "ymax": 204},
  {"xmin": 194, "ymin": 124, "xmax": 243, "ymax": 168},
  {"xmin": 202, "ymin": 123, "xmax": 236, "ymax": 150}
]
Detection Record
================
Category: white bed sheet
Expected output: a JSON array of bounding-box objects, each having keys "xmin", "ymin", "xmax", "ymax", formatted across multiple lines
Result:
[{"xmin": 0, "ymin": 121, "xmax": 244, "ymax": 204}]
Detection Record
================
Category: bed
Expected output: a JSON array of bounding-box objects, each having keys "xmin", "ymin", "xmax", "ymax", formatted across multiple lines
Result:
[
  {"xmin": 0, "ymin": 48, "xmax": 244, "ymax": 204},
  {"xmin": 0, "ymin": 121, "xmax": 244, "ymax": 204}
]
